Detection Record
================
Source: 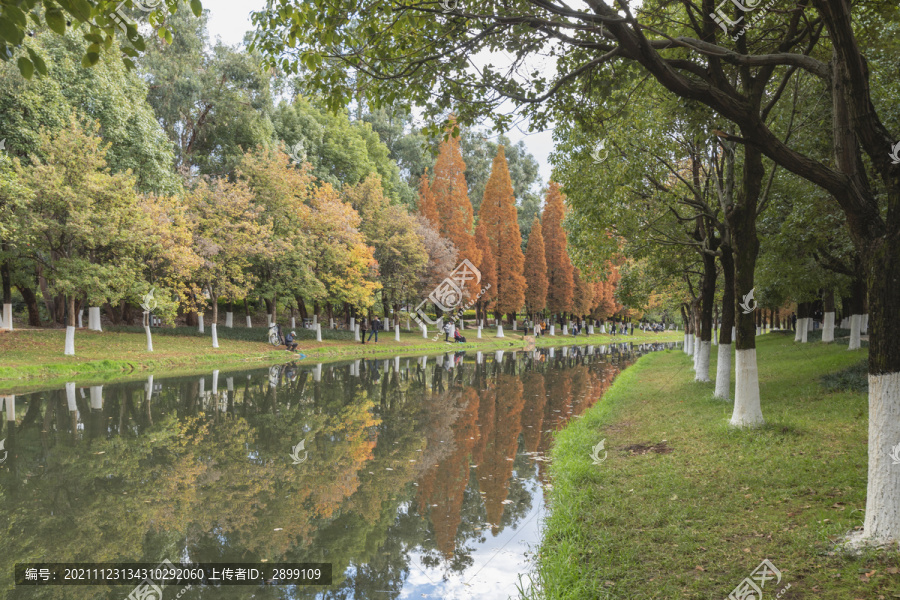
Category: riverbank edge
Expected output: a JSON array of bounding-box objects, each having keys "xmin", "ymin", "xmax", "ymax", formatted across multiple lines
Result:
[
  {"xmin": 529, "ymin": 334, "xmax": 895, "ymax": 599},
  {"xmin": 0, "ymin": 328, "xmax": 683, "ymax": 393}
]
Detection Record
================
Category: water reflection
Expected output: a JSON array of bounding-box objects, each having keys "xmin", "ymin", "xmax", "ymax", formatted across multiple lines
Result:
[{"xmin": 0, "ymin": 342, "xmax": 678, "ymax": 599}]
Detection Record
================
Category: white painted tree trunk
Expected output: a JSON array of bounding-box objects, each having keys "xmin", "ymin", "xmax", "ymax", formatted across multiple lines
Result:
[
  {"xmin": 64, "ymin": 326, "xmax": 75, "ymax": 356},
  {"xmin": 66, "ymin": 382, "xmax": 76, "ymax": 412},
  {"xmin": 800, "ymin": 320, "xmax": 809, "ymax": 343},
  {"xmin": 862, "ymin": 314, "xmax": 869, "ymax": 335},
  {"xmin": 822, "ymin": 312, "xmax": 835, "ymax": 343},
  {"xmin": 695, "ymin": 341, "xmax": 711, "ymax": 382},
  {"xmin": 90, "ymin": 386, "xmax": 103, "ymax": 410},
  {"xmin": 693, "ymin": 335, "xmax": 700, "ymax": 370},
  {"xmin": 756, "ymin": 326, "xmax": 761, "ymax": 336},
  {"xmin": 145, "ymin": 324, "xmax": 153, "ymax": 352},
  {"xmin": 395, "ymin": 325, "xmax": 400, "ymax": 342},
  {"xmin": 312, "ymin": 314, "xmax": 318, "ymax": 326},
  {"xmin": 0, "ymin": 303, "xmax": 10, "ymax": 330},
  {"xmin": 330, "ymin": 318, "xmax": 335, "ymax": 329},
  {"xmin": 512, "ymin": 320, "xmax": 517, "ymax": 331},
  {"xmin": 355, "ymin": 325, "xmax": 361, "ymax": 342},
  {"xmin": 730, "ymin": 349, "xmax": 764, "ymax": 427},
  {"xmin": 477, "ymin": 326, "xmax": 482, "ymax": 339},
  {"xmin": 211, "ymin": 323, "xmax": 219, "ymax": 348},
  {"xmin": 313, "ymin": 363, "xmax": 322, "ymax": 382},
  {"xmin": 198, "ymin": 314, "xmax": 205, "ymax": 333},
  {"xmin": 714, "ymin": 343, "xmax": 731, "ymax": 399},
  {"xmin": 246, "ymin": 315, "xmax": 252, "ymax": 328},
  {"xmin": 683, "ymin": 334, "xmax": 688, "ymax": 353},
  {"xmin": 394, "ymin": 356, "xmax": 400, "ymax": 372},
  {"xmin": 316, "ymin": 323, "xmax": 322, "ymax": 342},
  {"xmin": 496, "ymin": 325, "xmax": 504, "ymax": 338},
  {"xmin": 290, "ymin": 316, "xmax": 295, "ymax": 329},
  {"xmin": 794, "ymin": 320, "xmax": 803, "ymax": 342},
  {"xmin": 225, "ymin": 312, "xmax": 233, "ymax": 328},
  {"xmin": 847, "ymin": 372, "xmax": 900, "ymax": 547},
  {"xmin": 77, "ymin": 309, "xmax": 83, "ymax": 329},
  {"xmin": 849, "ymin": 314, "xmax": 862, "ymax": 350},
  {"xmin": 731, "ymin": 326, "xmax": 735, "ymax": 340},
  {"xmin": 88, "ymin": 307, "xmax": 102, "ymax": 331},
  {"xmin": 562, "ymin": 324, "xmax": 568, "ymax": 335},
  {"xmin": 588, "ymin": 325, "xmax": 594, "ymax": 334},
  {"xmin": 712, "ymin": 329, "xmax": 718, "ymax": 345},
  {"xmin": 423, "ymin": 324, "xmax": 429, "ymax": 338},
  {"xmin": 600, "ymin": 324, "xmax": 605, "ymax": 333}
]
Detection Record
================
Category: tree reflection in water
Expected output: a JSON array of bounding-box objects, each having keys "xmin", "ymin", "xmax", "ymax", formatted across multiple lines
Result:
[{"xmin": 0, "ymin": 342, "xmax": 677, "ymax": 599}]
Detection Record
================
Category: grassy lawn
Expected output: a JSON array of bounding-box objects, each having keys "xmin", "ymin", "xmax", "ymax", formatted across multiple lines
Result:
[
  {"xmin": 532, "ymin": 332, "xmax": 899, "ymax": 600},
  {"xmin": 0, "ymin": 323, "xmax": 682, "ymax": 391}
]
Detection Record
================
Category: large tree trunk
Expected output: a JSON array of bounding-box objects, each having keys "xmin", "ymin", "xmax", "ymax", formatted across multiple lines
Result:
[
  {"xmin": 64, "ymin": 296, "xmax": 75, "ymax": 356},
  {"xmin": 849, "ymin": 275, "xmax": 865, "ymax": 350},
  {"xmin": 696, "ymin": 251, "xmax": 716, "ymax": 382},
  {"xmin": 822, "ymin": 289, "xmax": 836, "ymax": 343},
  {"xmin": 17, "ymin": 286, "xmax": 40, "ymax": 327},
  {"xmin": 715, "ymin": 245, "xmax": 735, "ymax": 400},
  {"xmin": 1, "ymin": 258, "xmax": 11, "ymax": 330},
  {"xmin": 727, "ymin": 146, "xmax": 763, "ymax": 428}
]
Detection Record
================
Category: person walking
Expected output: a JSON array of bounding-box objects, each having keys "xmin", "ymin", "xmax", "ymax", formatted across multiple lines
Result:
[
  {"xmin": 360, "ymin": 317, "xmax": 368, "ymax": 344},
  {"xmin": 368, "ymin": 316, "xmax": 381, "ymax": 343},
  {"xmin": 790, "ymin": 312, "xmax": 797, "ymax": 331}
]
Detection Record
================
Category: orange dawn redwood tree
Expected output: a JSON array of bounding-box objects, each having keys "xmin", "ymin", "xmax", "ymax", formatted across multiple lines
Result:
[
  {"xmin": 417, "ymin": 168, "xmax": 439, "ymax": 227},
  {"xmin": 541, "ymin": 182, "xmax": 574, "ymax": 321},
  {"xmin": 431, "ymin": 128, "xmax": 481, "ymax": 295},
  {"xmin": 523, "ymin": 216, "xmax": 548, "ymax": 319},
  {"xmin": 572, "ymin": 266, "xmax": 594, "ymax": 319},
  {"xmin": 474, "ymin": 220, "xmax": 497, "ymax": 323},
  {"xmin": 477, "ymin": 146, "xmax": 525, "ymax": 322}
]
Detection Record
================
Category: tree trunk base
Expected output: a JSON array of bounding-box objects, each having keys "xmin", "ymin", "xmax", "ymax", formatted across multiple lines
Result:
[
  {"xmin": 730, "ymin": 348, "xmax": 763, "ymax": 427},
  {"xmin": 714, "ymin": 343, "xmax": 731, "ymax": 399}
]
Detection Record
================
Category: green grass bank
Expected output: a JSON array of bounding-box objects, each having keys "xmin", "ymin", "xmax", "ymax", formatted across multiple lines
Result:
[
  {"xmin": 532, "ymin": 332, "xmax": 899, "ymax": 599},
  {"xmin": 0, "ymin": 324, "xmax": 681, "ymax": 392}
]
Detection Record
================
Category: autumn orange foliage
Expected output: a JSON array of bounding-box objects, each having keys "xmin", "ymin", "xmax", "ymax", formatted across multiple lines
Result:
[
  {"xmin": 431, "ymin": 129, "xmax": 481, "ymax": 285},
  {"xmin": 523, "ymin": 216, "xmax": 548, "ymax": 315},
  {"xmin": 541, "ymin": 182, "xmax": 574, "ymax": 316},
  {"xmin": 477, "ymin": 146, "xmax": 526, "ymax": 316}
]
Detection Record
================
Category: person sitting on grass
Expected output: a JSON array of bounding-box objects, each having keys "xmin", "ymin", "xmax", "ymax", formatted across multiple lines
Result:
[{"xmin": 285, "ymin": 331, "xmax": 298, "ymax": 352}]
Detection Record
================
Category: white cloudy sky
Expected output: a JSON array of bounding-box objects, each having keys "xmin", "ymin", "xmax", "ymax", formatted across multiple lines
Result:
[{"xmin": 201, "ymin": 0, "xmax": 557, "ymax": 186}]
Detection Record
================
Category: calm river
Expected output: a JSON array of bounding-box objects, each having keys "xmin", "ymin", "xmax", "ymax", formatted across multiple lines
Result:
[{"xmin": 0, "ymin": 342, "xmax": 677, "ymax": 599}]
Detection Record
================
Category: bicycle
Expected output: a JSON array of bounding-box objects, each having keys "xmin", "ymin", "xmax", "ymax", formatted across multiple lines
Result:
[{"xmin": 268, "ymin": 323, "xmax": 284, "ymax": 347}]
